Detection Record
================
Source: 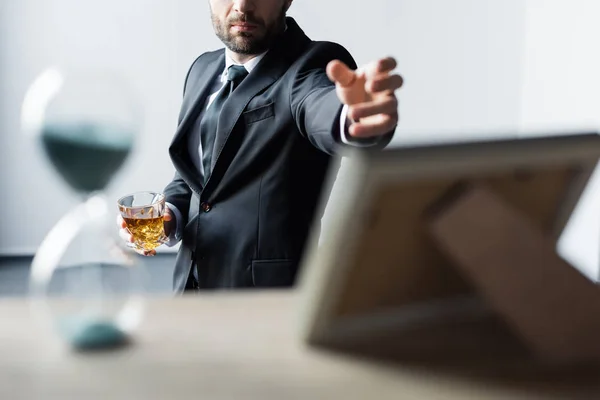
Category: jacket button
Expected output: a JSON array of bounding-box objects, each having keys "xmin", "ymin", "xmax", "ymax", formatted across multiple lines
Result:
[{"xmin": 201, "ymin": 202, "xmax": 212, "ymax": 213}]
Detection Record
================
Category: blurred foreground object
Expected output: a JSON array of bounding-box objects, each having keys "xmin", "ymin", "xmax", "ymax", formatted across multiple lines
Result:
[
  {"xmin": 1, "ymin": 293, "xmax": 599, "ymax": 398},
  {"xmin": 299, "ymin": 131, "xmax": 600, "ymax": 366},
  {"xmin": 21, "ymin": 67, "xmax": 145, "ymax": 350}
]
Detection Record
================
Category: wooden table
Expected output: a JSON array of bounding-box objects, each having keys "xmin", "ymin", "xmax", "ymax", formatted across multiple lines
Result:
[{"xmin": 0, "ymin": 291, "xmax": 597, "ymax": 399}]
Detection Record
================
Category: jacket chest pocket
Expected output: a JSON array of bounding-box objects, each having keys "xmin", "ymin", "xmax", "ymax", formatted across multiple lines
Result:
[{"xmin": 243, "ymin": 102, "xmax": 275, "ymax": 125}]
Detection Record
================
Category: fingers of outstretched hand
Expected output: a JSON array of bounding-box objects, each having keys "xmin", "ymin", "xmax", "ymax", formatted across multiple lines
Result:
[
  {"xmin": 367, "ymin": 74, "xmax": 404, "ymax": 94},
  {"xmin": 348, "ymin": 113, "xmax": 398, "ymax": 138},
  {"xmin": 326, "ymin": 60, "xmax": 356, "ymax": 87},
  {"xmin": 364, "ymin": 57, "xmax": 397, "ymax": 79},
  {"xmin": 348, "ymin": 97, "xmax": 398, "ymax": 121}
]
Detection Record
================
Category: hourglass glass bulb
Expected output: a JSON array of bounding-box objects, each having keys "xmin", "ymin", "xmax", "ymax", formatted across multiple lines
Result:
[{"xmin": 23, "ymin": 67, "xmax": 145, "ymax": 350}]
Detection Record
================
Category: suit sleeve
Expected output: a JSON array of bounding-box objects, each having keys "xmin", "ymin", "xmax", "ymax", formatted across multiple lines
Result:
[
  {"xmin": 163, "ymin": 56, "xmax": 204, "ymax": 227},
  {"xmin": 290, "ymin": 42, "xmax": 394, "ymax": 155},
  {"xmin": 164, "ymin": 170, "xmax": 192, "ymax": 229}
]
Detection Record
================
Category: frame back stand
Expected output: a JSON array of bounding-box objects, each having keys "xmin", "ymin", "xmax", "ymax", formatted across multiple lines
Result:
[
  {"xmin": 310, "ymin": 183, "xmax": 600, "ymax": 374},
  {"xmin": 429, "ymin": 183, "xmax": 600, "ymax": 363}
]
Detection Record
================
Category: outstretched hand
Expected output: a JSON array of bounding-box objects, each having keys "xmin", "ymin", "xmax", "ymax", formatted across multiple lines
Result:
[{"xmin": 327, "ymin": 57, "xmax": 403, "ymax": 138}]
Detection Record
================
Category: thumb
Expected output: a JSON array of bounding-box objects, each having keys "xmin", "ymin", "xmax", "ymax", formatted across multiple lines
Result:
[
  {"xmin": 326, "ymin": 60, "xmax": 356, "ymax": 88},
  {"xmin": 163, "ymin": 210, "xmax": 173, "ymax": 222}
]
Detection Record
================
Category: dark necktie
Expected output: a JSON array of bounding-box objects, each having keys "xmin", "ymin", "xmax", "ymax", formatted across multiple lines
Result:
[{"xmin": 200, "ymin": 65, "xmax": 249, "ymax": 183}]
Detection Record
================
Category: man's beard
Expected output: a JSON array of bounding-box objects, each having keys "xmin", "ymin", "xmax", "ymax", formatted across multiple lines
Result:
[{"xmin": 212, "ymin": 7, "xmax": 286, "ymax": 55}]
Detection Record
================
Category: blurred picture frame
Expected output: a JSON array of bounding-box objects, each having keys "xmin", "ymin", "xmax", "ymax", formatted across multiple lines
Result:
[{"xmin": 298, "ymin": 131, "xmax": 600, "ymax": 364}]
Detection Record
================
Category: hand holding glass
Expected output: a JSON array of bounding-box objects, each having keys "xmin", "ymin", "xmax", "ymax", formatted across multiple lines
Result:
[{"xmin": 117, "ymin": 192, "xmax": 169, "ymax": 253}]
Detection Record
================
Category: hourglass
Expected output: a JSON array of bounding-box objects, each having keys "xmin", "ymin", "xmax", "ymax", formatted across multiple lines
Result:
[{"xmin": 21, "ymin": 67, "xmax": 145, "ymax": 350}]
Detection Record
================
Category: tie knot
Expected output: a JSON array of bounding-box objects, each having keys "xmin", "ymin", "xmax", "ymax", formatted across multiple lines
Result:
[{"xmin": 227, "ymin": 65, "xmax": 248, "ymax": 84}]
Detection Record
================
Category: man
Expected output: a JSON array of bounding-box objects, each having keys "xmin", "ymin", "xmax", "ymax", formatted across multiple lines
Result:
[{"xmin": 119, "ymin": 0, "xmax": 403, "ymax": 291}]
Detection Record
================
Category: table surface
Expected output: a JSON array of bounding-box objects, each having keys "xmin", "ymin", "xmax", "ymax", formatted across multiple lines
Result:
[{"xmin": 0, "ymin": 291, "xmax": 597, "ymax": 400}]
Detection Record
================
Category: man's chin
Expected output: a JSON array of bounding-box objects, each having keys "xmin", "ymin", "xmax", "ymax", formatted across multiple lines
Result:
[
  {"xmin": 230, "ymin": 30, "xmax": 262, "ymax": 41},
  {"xmin": 227, "ymin": 37, "xmax": 263, "ymax": 53}
]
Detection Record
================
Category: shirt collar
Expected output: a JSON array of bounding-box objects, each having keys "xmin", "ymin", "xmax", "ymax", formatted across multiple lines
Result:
[{"xmin": 221, "ymin": 50, "xmax": 268, "ymax": 82}]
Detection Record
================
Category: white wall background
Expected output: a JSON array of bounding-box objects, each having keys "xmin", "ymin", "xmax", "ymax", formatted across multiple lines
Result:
[
  {"xmin": 0, "ymin": 0, "xmax": 597, "ymax": 277},
  {"xmin": 519, "ymin": 0, "xmax": 600, "ymax": 280}
]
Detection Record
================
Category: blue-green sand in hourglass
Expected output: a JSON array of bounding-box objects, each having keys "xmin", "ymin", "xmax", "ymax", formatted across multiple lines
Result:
[
  {"xmin": 41, "ymin": 121, "xmax": 132, "ymax": 193},
  {"xmin": 23, "ymin": 68, "xmax": 144, "ymax": 351}
]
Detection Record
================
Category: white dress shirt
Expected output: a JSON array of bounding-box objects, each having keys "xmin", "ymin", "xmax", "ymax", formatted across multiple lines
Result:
[{"xmin": 166, "ymin": 49, "xmax": 377, "ymax": 246}]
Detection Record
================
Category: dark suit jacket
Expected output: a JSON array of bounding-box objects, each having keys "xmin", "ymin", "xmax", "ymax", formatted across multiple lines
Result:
[{"xmin": 165, "ymin": 17, "xmax": 393, "ymax": 292}]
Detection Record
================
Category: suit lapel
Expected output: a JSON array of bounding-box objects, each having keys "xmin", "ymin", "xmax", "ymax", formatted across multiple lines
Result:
[
  {"xmin": 206, "ymin": 18, "xmax": 310, "ymax": 188},
  {"xmin": 209, "ymin": 54, "xmax": 286, "ymax": 172},
  {"xmin": 169, "ymin": 52, "xmax": 225, "ymax": 193},
  {"xmin": 171, "ymin": 52, "xmax": 225, "ymax": 150}
]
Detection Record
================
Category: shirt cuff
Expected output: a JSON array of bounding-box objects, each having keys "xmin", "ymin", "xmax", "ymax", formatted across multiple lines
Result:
[
  {"xmin": 165, "ymin": 202, "xmax": 183, "ymax": 247},
  {"xmin": 339, "ymin": 104, "xmax": 382, "ymax": 147}
]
